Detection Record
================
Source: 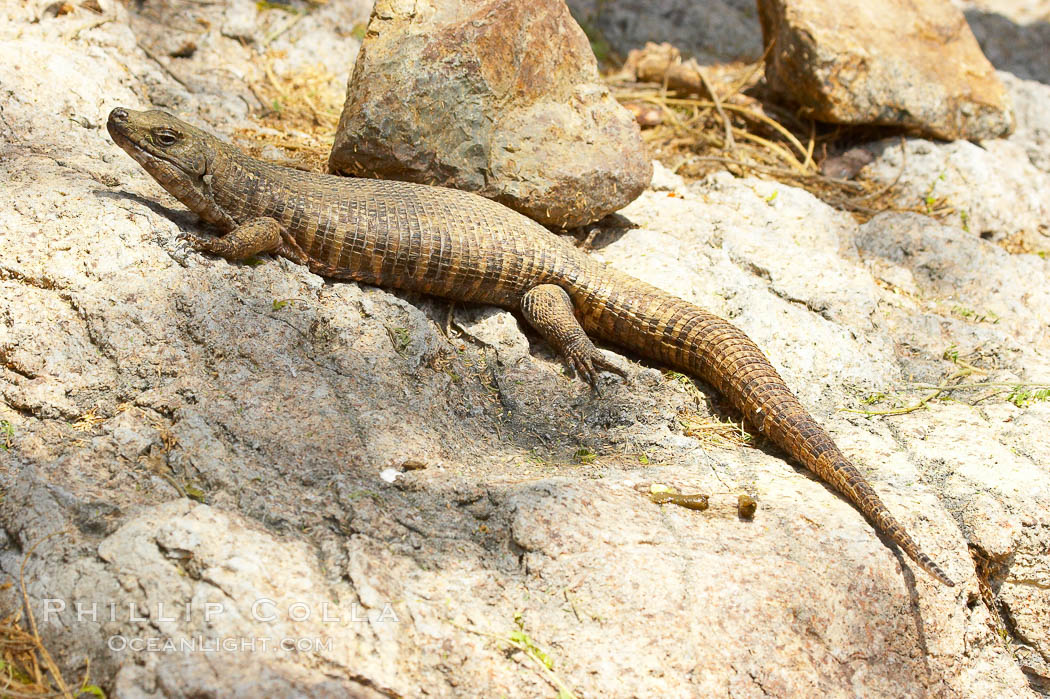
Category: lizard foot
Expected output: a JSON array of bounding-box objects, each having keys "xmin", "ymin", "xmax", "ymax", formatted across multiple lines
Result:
[
  {"xmin": 177, "ymin": 231, "xmax": 221, "ymax": 254},
  {"xmin": 168, "ymin": 232, "xmax": 209, "ymax": 266}
]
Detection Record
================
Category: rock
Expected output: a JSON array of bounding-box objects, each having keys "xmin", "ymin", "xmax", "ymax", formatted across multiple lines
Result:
[
  {"xmin": 327, "ymin": 0, "xmax": 651, "ymax": 229},
  {"xmin": 998, "ymin": 517, "xmax": 1050, "ymax": 685},
  {"xmin": 960, "ymin": 492, "xmax": 1019, "ymax": 561},
  {"xmin": 854, "ymin": 212, "xmax": 1050, "ymax": 342},
  {"xmin": 862, "ymin": 127, "xmax": 1050, "ymax": 243},
  {"xmin": 266, "ymin": 0, "xmax": 373, "ymax": 82},
  {"xmin": 649, "ymin": 159, "xmax": 685, "ymax": 192},
  {"xmin": 221, "ymin": 0, "xmax": 259, "ymax": 43},
  {"xmin": 452, "ymin": 307, "xmax": 531, "ymax": 366},
  {"xmin": 621, "ymin": 100, "xmax": 664, "ymax": 128},
  {"xmin": 999, "ymin": 71, "xmax": 1050, "ymax": 174},
  {"xmin": 565, "ymin": 0, "xmax": 762, "ymax": 63},
  {"xmin": 104, "ymin": 410, "xmax": 158, "ymax": 459},
  {"xmin": 757, "ymin": 0, "xmax": 1015, "ymax": 140},
  {"xmin": 96, "ymin": 501, "xmax": 391, "ymax": 697},
  {"xmin": 820, "ymin": 146, "xmax": 875, "ymax": 180},
  {"xmin": 623, "ymin": 41, "xmax": 713, "ymax": 96}
]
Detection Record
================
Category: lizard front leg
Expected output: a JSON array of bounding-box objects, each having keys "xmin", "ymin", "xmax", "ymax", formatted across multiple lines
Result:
[
  {"xmin": 182, "ymin": 217, "xmax": 283, "ymax": 260},
  {"xmin": 520, "ymin": 284, "xmax": 626, "ymax": 387}
]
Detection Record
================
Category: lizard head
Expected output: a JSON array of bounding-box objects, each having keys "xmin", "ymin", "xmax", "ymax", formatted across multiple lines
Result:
[
  {"xmin": 107, "ymin": 108, "xmax": 214, "ymax": 179},
  {"xmin": 108, "ymin": 107, "xmax": 236, "ymax": 228}
]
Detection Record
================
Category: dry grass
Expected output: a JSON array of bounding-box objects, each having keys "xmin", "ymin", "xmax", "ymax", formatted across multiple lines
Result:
[
  {"xmin": 676, "ymin": 411, "xmax": 755, "ymax": 450},
  {"xmin": 239, "ymin": 50, "xmax": 343, "ymax": 173},
  {"xmin": 70, "ymin": 408, "xmax": 104, "ymax": 433},
  {"xmin": 1, "ymin": 532, "xmax": 102, "ymax": 698},
  {"xmin": 998, "ymin": 229, "xmax": 1049, "ymax": 257},
  {"xmin": 0, "ymin": 613, "xmax": 89, "ymax": 698}
]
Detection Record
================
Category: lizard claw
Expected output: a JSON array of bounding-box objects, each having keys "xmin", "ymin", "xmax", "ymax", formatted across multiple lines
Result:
[
  {"xmin": 178, "ymin": 231, "xmax": 218, "ymax": 254},
  {"xmin": 593, "ymin": 352, "xmax": 628, "ymax": 380},
  {"xmin": 168, "ymin": 233, "xmax": 198, "ymax": 266},
  {"xmin": 569, "ymin": 354, "xmax": 599, "ymax": 389},
  {"xmin": 566, "ymin": 347, "xmax": 627, "ymax": 392}
]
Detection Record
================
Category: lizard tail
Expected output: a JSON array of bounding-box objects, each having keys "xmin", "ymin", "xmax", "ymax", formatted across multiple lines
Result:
[
  {"xmin": 583, "ymin": 286, "xmax": 954, "ymax": 586},
  {"xmin": 817, "ymin": 450, "xmax": 956, "ymax": 586},
  {"xmin": 706, "ymin": 338, "xmax": 957, "ymax": 586}
]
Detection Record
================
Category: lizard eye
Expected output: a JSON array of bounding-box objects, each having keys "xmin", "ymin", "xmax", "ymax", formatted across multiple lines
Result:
[{"xmin": 154, "ymin": 129, "xmax": 179, "ymax": 147}]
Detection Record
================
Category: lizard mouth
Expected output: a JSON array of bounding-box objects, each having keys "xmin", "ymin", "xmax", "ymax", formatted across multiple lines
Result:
[{"xmin": 107, "ymin": 108, "xmax": 150, "ymax": 161}]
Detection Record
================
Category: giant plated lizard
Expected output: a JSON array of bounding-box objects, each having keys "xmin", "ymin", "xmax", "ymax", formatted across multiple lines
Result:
[{"xmin": 107, "ymin": 107, "xmax": 954, "ymax": 586}]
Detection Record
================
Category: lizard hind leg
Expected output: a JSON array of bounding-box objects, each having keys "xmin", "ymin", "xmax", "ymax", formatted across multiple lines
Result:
[
  {"xmin": 520, "ymin": 284, "xmax": 626, "ymax": 387},
  {"xmin": 183, "ymin": 216, "xmax": 283, "ymax": 261}
]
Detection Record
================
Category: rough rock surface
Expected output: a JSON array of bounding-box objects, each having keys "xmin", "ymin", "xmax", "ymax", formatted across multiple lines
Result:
[
  {"xmin": 758, "ymin": 0, "xmax": 1016, "ymax": 140},
  {"xmin": 2, "ymin": 0, "xmax": 1050, "ymax": 697},
  {"xmin": 328, "ymin": 0, "xmax": 651, "ymax": 229}
]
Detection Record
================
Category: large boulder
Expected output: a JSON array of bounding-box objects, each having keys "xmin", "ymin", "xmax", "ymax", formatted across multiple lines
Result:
[
  {"xmin": 328, "ymin": 0, "xmax": 651, "ymax": 229},
  {"xmin": 757, "ymin": 0, "xmax": 1015, "ymax": 140}
]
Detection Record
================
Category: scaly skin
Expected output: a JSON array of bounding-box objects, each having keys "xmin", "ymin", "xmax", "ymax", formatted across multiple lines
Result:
[{"xmin": 107, "ymin": 107, "xmax": 954, "ymax": 586}]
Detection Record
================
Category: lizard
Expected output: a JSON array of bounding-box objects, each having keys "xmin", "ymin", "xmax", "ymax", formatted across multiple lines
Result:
[{"xmin": 107, "ymin": 106, "xmax": 955, "ymax": 587}]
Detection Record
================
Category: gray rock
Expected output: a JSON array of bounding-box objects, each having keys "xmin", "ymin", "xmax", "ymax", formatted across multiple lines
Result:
[
  {"xmin": 862, "ymin": 112, "xmax": 1050, "ymax": 242},
  {"xmin": 267, "ymin": 0, "xmax": 372, "ymax": 84},
  {"xmin": 94, "ymin": 501, "xmax": 392, "ymax": 697},
  {"xmin": 649, "ymin": 159, "xmax": 685, "ymax": 192},
  {"xmin": 104, "ymin": 411, "xmax": 158, "ymax": 459},
  {"xmin": 855, "ymin": 212, "xmax": 1050, "ymax": 339},
  {"xmin": 758, "ymin": 0, "xmax": 1015, "ymax": 140},
  {"xmin": 566, "ymin": 0, "xmax": 762, "ymax": 63},
  {"xmin": 328, "ymin": 0, "xmax": 651, "ymax": 229},
  {"xmin": 999, "ymin": 71, "xmax": 1050, "ymax": 174},
  {"xmin": 453, "ymin": 306, "xmax": 531, "ymax": 366}
]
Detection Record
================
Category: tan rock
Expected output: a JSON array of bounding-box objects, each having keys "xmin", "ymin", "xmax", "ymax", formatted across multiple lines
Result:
[
  {"xmin": 757, "ymin": 0, "xmax": 1014, "ymax": 140},
  {"xmin": 328, "ymin": 0, "xmax": 651, "ymax": 228}
]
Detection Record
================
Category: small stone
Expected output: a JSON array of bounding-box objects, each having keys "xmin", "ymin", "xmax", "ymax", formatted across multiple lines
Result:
[
  {"xmin": 622, "ymin": 102, "xmax": 664, "ymax": 128},
  {"xmin": 737, "ymin": 494, "xmax": 757, "ymax": 520},
  {"xmin": 169, "ymin": 41, "xmax": 197, "ymax": 59},
  {"xmin": 820, "ymin": 147, "xmax": 874, "ymax": 181}
]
